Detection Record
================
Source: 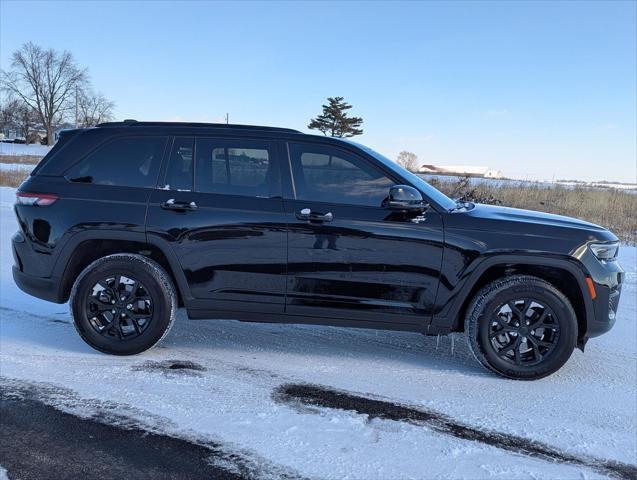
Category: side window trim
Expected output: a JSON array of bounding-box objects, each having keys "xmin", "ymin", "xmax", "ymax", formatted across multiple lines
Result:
[
  {"xmin": 285, "ymin": 141, "xmax": 297, "ymax": 200},
  {"xmin": 160, "ymin": 136, "xmax": 195, "ymax": 191},
  {"xmin": 156, "ymin": 135, "xmax": 174, "ymax": 190},
  {"xmin": 153, "ymin": 135, "xmax": 172, "ymax": 189}
]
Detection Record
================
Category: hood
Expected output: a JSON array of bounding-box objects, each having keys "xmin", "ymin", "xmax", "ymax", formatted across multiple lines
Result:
[{"xmin": 451, "ymin": 203, "xmax": 617, "ymax": 243}]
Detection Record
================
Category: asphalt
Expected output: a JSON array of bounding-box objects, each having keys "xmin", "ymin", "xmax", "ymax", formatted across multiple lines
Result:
[
  {"xmin": 2, "ymin": 378, "xmax": 635, "ymax": 480},
  {"xmin": 0, "ymin": 394, "xmax": 245, "ymax": 480}
]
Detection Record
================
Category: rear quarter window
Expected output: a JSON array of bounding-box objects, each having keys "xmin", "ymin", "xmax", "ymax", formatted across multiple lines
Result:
[{"xmin": 66, "ymin": 136, "xmax": 167, "ymax": 188}]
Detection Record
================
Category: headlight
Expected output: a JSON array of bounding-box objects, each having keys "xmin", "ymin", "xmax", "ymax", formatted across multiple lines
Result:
[{"xmin": 589, "ymin": 242, "xmax": 619, "ymax": 261}]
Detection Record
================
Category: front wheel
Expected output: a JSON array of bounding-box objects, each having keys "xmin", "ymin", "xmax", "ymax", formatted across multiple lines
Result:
[
  {"xmin": 465, "ymin": 275, "xmax": 577, "ymax": 380},
  {"xmin": 70, "ymin": 254, "xmax": 177, "ymax": 355}
]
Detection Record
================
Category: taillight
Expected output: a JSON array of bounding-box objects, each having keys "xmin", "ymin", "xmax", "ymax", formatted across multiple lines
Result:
[{"xmin": 15, "ymin": 192, "xmax": 59, "ymax": 206}]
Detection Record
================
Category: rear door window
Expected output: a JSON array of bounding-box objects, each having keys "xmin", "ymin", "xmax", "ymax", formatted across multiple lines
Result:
[
  {"xmin": 67, "ymin": 136, "xmax": 167, "ymax": 188},
  {"xmin": 195, "ymin": 138, "xmax": 279, "ymax": 197}
]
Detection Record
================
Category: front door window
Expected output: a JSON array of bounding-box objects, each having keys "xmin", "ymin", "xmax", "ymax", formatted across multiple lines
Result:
[{"xmin": 288, "ymin": 142, "xmax": 394, "ymax": 206}]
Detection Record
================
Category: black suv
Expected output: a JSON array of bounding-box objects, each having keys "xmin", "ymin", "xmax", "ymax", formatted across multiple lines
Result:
[{"xmin": 12, "ymin": 121, "xmax": 624, "ymax": 379}]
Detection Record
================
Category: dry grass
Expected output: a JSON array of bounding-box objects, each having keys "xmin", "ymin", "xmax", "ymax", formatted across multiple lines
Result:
[
  {"xmin": 0, "ymin": 169, "xmax": 30, "ymax": 188},
  {"xmin": 0, "ymin": 155, "xmax": 43, "ymax": 165},
  {"xmin": 431, "ymin": 177, "xmax": 637, "ymax": 244}
]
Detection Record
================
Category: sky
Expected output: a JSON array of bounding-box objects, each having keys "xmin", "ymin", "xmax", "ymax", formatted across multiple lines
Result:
[{"xmin": 1, "ymin": 0, "xmax": 635, "ymax": 183}]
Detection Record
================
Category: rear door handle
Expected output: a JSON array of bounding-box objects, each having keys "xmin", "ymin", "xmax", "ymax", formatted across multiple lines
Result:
[
  {"xmin": 161, "ymin": 198, "xmax": 198, "ymax": 211},
  {"xmin": 296, "ymin": 208, "xmax": 333, "ymax": 222}
]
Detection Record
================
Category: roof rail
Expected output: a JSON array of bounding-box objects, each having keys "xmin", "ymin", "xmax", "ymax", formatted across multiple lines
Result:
[{"xmin": 96, "ymin": 120, "xmax": 301, "ymax": 133}]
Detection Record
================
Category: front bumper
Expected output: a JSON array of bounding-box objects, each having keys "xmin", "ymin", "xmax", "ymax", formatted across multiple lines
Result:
[
  {"xmin": 587, "ymin": 281, "xmax": 622, "ymax": 338},
  {"xmin": 577, "ymin": 245, "xmax": 624, "ymax": 339}
]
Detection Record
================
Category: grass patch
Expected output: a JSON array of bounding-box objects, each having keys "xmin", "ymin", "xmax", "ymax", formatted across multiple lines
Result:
[
  {"xmin": 0, "ymin": 169, "xmax": 30, "ymax": 188},
  {"xmin": 0, "ymin": 155, "xmax": 43, "ymax": 165},
  {"xmin": 431, "ymin": 176, "xmax": 637, "ymax": 244}
]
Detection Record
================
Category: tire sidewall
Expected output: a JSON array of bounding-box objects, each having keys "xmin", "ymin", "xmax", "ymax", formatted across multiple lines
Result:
[
  {"xmin": 71, "ymin": 255, "xmax": 175, "ymax": 355},
  {"xmin": 470, "ymin": 278, "xmax": 577, "ymax": 380}
]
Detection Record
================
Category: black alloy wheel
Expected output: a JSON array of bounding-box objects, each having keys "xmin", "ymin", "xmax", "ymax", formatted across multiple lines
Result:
[
  {"xmin": 465, "ymin": 275, "xmax": 578, "ymax": 380},
  {"xmin": 488, "ymin": 298, "xmax": 560, "ymax": 367},
  {"xmin": 85, "ymin": 274, "xmax": 154, "ymax": 339},
  {"xmin": 71, "ymin": 254, "xmax": 177, "ymax": 355}
]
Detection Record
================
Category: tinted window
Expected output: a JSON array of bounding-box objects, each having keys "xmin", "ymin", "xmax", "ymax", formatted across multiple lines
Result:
[
  {"xmin": 350, "ymin": 140, "xmax": 458, "ymax": 211},
  {"xmin": 289, "ymin": 143, "xmax": 394, "ymax": 207},
  {"xmin": 163, "ymin": 137, "xmax": 194, "ymax": 191},
  {"xmin": 195, "ymin": 138, "xmax": 278, "ymax": 197},
  {"xmin": 67, "ymin": 136, "xmax": 167, "ymax": 188}
]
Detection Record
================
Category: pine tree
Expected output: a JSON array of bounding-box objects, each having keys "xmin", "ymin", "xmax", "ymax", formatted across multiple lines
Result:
[{"xmin": 308, "ymin": 96, "xmax": 363, "ymax": 137}]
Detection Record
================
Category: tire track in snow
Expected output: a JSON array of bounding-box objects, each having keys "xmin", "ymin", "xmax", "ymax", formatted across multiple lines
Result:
[{"xmin": 273, "ymin": 382, "xmax": 637, "ymax": 480}]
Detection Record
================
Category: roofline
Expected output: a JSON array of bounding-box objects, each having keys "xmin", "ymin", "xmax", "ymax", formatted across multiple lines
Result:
[{"xmin": 96, "ymin": 120, "xmax": 301, "ymax": 134}]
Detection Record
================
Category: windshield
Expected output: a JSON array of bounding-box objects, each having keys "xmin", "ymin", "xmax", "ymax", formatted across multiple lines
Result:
[{"xmin": 343, "ymin": 140, "xmax": 458, "ymax": 211}]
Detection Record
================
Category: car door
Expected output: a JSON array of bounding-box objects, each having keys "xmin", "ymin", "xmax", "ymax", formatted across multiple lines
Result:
[
  {"xmin": 146, "ymin": 135, "xmax": 287, "ymax": 314},
  {"xmin": 282, "ymin": 141, "xmax": 444, "ymax": 328}
]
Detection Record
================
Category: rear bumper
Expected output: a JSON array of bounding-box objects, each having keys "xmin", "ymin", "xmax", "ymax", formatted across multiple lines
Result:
[
  {"xmin": 12, "ymin": 229, "xmax": 64, "ymax": 304},
  {"xmin": 12, "ymin": 266, "xmax": 64, "ymax": 304}
]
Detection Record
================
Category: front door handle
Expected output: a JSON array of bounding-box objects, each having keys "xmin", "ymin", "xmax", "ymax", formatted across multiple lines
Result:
[
  {"xmin": 161, "ymin": 198, "xmax": 198, "ymax": 211},
  {"xmin": 296, "ymin": 208, "xmax": 334, "ymax": 222}
]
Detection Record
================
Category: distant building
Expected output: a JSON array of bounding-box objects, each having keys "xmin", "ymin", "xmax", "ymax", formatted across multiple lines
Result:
[{"xmin": 419, "ymin": 164, "xmax": 504, "ymax": 179}]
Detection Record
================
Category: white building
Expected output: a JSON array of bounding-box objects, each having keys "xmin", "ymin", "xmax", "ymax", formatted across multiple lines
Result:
[{"xmin": 419, "ymin": 164, "xmax": 504, "ymax": 179}]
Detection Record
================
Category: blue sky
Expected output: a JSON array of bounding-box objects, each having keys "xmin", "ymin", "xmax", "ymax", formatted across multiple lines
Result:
[{"xmin": 1, "ymin": 0, "xmax": 635, "ymax": 182}]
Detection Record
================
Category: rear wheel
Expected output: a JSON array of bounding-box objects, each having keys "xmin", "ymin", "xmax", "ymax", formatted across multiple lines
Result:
[
  {"xmin": 465, "ymin": 275, "xmax": 577, "ymax": 380},
  {"xmin": 70, "ymin": 254, "xmax": 177, "ymax": 355}
]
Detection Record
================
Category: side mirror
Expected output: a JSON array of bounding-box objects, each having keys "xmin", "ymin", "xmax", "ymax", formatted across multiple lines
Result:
[{"xmin": 385, "ymin": 185, "xmax": 429, "ymax": 211}]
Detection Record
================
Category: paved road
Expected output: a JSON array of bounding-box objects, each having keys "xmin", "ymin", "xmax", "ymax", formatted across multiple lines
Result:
[{"xmin": 0, "ymin": 394, "xmax": 245, "ymax": 480}]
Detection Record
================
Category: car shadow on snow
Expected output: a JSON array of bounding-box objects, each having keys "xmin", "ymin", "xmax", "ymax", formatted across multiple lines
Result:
[{"xmin": 4, "ymin": 306, "xmax": 495, "ymax": 378}]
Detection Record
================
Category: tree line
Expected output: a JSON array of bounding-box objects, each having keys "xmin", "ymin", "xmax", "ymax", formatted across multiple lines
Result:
[{"xmin": 1, "ymin": 42, "xmax": 114, "ymax": 145}]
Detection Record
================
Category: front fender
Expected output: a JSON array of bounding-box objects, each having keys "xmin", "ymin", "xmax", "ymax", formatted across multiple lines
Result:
[{"xmin": 428, "ymin": 253, "xmax": 595, "ymax": 337}]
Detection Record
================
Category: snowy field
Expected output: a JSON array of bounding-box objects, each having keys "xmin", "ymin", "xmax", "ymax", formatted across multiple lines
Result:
[
  {"xmin": 0, "ymin": 142, "xmax": 51, "ymax": 157},
  {"xmin": 0, "ymin": 163, "xmax": 31, "ymax": 173},
  {"xmin": 0, "ymin": 185, "xmax": 636, "ymax": 479}
]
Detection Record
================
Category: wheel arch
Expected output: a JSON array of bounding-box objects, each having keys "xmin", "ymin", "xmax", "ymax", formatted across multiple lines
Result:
[
  {"xmin": 54, "ymin": 231, "xmax": 192, "ymax": 306},
  {"xmin": 443, "ymin": 255, "xmax": 594, "ymax": 343}
]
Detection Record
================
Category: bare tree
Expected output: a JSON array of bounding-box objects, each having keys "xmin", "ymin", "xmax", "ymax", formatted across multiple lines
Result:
[
  {"xmin": 0, "ymin": 97, "xmax": 19, "ymax": 137},
  {"xmin": 77, "ymin": 90, "xmax": 115, "ymax": 127},
  {"xmin": 0, "ymin": 97, "xmax": 39, "ymax": 143},
  {"xmin": 17, "ymin": 103, "xmax": 40, "ymax": 144},
  {"xmin": 397, "ymin": 150, "xmax": 418, "ymax": 172},
  {"xmin": 1, "ymin": 42, "xmax": 87, "ymax": 145}
]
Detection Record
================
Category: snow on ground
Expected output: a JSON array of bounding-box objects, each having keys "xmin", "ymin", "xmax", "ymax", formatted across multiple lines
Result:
[
  {"xmin": 0, "ymin": 186, "xmax": 636, "ymax": 479},
  {"xmin": 0, "ymin": 163, "xmax": 32, "ymax": 172},
  {"xmin": 0, "ymin": 143, "xmax": 50, "ymax": 156}
]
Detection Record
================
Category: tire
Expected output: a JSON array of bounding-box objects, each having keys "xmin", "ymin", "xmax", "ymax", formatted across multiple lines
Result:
[
  {"xmin": 465, "ymin": 275, "xmax": 577, "ymax": 380},
  {"xmin": 70, "ymin": 254, "xmax": 177, "ymax": 355}
]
